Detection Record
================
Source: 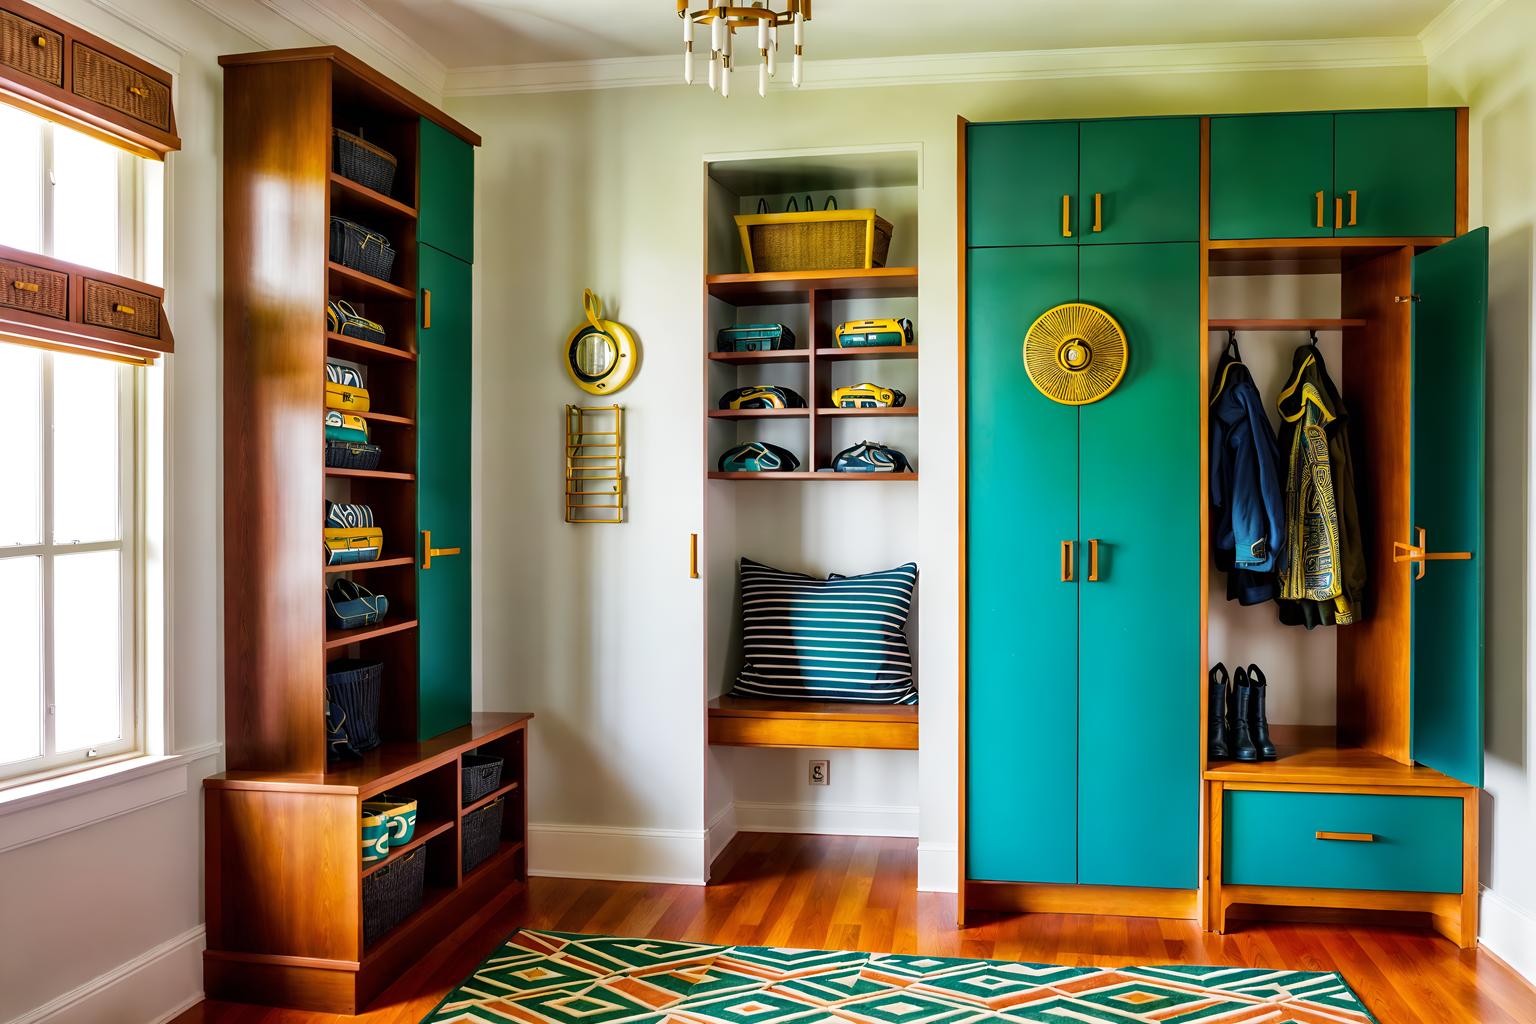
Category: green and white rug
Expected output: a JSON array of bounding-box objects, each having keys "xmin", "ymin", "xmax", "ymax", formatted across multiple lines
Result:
[{"xmin": 423, "ymin": 929, "xmax": 1377, "ymax": 1023}]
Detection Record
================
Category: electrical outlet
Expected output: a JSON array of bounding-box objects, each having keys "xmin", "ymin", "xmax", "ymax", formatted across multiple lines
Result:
[{"xmin": 809, "ymin": 759, "xmax": 830, "ymax": 786}]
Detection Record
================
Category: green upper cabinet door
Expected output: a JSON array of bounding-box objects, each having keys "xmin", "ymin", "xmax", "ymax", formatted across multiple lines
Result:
[
  {"xmin": 1079, "ymin": 118, "xmax": 1200, "ymax": 244},
  {"xmin": 967, "ymin": 245, "xmax": 1080, "ymax": 884},
  {"xmin": 1210, "ymin": 113, "xmax": 1335, "ymax": 240},
  {"xmin": 1076, "ymin": 243, "xmax": 1200, "ymax": 890},
  {"xmin": 1410, "ymin": 228, "xmax": 1487, "ymax": 787},
  {"xmin": 967, "ymin": 121, "xmax": 1079, "ymax": 247},
  {"xmin": 419, "ymin": 118, "xmax": 475, "ymax": 264},
  {"xmin": 417, "ymin": 245, "xmax": 474, "ymax": 740},
  {"xmin": 1335, "ymin": 109, "xmax": 1457, "ymax": 238}
]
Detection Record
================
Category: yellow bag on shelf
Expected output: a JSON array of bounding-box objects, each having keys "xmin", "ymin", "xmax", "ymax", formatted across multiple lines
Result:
[{"xmin": 325, "ymin": 360, "xmax": 371, "ymax": 413}]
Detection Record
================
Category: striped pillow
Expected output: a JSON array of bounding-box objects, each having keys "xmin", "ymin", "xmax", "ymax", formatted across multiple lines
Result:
[{"xmin": 732, "ymin": 558, "xmax": 918, "ymax": 705}]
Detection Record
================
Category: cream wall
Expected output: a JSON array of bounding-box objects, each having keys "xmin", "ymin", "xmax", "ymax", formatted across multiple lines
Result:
[
  {"xmin": 450, "ymin": 64, "xmax": 1430, "ymax": 890},
  {"xmin": 1429, "ymin": 0, "xmax": 1536, "ymax": 984}
]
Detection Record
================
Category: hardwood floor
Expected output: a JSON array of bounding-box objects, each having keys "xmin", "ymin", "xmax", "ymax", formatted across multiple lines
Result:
[{"xmin": 173, "ymin": 832, "xmax": 1536, "ymax": 1024}]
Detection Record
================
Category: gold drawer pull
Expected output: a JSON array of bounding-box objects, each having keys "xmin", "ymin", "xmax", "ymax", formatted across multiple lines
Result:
[
  {"xmin": 129, "ymin": 85, "xmax": 150, "ymax": 98},
  {"xmin": 1314, "ymin": 190, "xmax": 1325, "ymax": 229},
  {"xmin": 1060, "ymin": 539, "xmax": 1074, "ymax": 582},
  {"xmin": 420, "ymin": 529, "xmax": 461, "ymax": 570},
  {"xmin": 113, "ymin": 303, "xmax": 136, "ymax": 315},
  {"xmin": 1092, "ymin": 192, "xmax": 1103, "ymax": 233},
  {"xmin": 1087, "ymin": 538, "xmax": 1101, "ymax": 582},
  {"xmin": 1393, "ymin": 526, "xmax": 1473, "ymax": 581},
  {"xmin": 13, "ymin": 281, "xmax": 40, "ymax": 293},
  {"xmin": 1061, "ymin": 194, "xmax": 1072, "ymax": 238},
  {"xmin": 35, "ymin": 34, "xmax": 48, "ymax": 47},
  {"xmin": 1316, "ymin": 831, "xmax": 1376, "ymax": 843}
]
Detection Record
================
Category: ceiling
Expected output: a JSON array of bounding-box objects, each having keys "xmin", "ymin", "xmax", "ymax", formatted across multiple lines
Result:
[{"xmin": 356, "ymin": 0, "xmax": 1457, "ymax": 70}]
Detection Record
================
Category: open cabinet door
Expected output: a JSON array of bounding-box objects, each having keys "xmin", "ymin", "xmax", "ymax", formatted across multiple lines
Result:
[{"xmin": 1409, "ymin": 227, "xmax": 1487, "ymax": 787}]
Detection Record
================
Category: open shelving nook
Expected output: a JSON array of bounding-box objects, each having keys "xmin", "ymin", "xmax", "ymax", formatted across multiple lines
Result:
[{"xmin": 702, "ymin": 147, "xmax": 923, "ymax": 867}]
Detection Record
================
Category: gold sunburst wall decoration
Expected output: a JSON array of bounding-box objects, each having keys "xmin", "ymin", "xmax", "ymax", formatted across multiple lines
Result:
[{"xmin": 1022, "ymin": 301, "xmax": 1128, "ymax": 406}]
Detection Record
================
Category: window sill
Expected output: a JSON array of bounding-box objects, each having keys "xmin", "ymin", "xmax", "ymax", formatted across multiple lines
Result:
[{"xmin": 0, "ymin": 742, "xmax": 221, "ymax": 854}]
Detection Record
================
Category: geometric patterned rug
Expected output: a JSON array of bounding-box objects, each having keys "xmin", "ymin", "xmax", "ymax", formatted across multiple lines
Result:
[{"xmin": 421, "ymin": 929, "xmax": 1378, "ymax": 1023}]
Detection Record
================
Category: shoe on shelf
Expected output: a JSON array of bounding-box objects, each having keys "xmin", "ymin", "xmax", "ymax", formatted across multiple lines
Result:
[
  {"xmin": 1208, "ymin": 663, "xmax": 1230, "ymax": 760},
  {"xmin": 1246, "ymin": 663, "xmax": 1279, "ymax": 760},
  {"xmin": 1227, "ymin": 666, "xmax": 1260, "ymax": 763}
]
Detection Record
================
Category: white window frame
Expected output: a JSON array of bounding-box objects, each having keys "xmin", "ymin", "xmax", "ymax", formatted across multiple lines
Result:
[{"xmin": 0, "ymin": 109, "xmax": 156, "ymax": 790}]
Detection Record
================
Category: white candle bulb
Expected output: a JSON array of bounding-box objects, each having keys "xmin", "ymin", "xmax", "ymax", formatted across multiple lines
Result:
[
  {"xmin": 757, "ymin": 18, "xmax": 768, "ymax": 51},
  {"xmin": 792, "ymin": 11, "xmax": 804, "ymax": 87},
  {"xmin": 683, "ymin": 15, "xmax": 694, "ymax": 85},
  {"xmin": 709, "ymin": 51, "xmax": 718, "ymax": 90},
  {"xmin": 767, "ymin": 25, "xmax": 777, "ymax": 76},
  {"xmin": 759, "ymin": 59, "xmax": 768, "ymax": 97},
  {"xmin": 721, "ymin": 57, "xmax": 731, "ymax": 96},
  {"xmin": 711, "ymin": 15, "xmax": 724, "ymax": 54},
  {"xmin": 793, "ymin": 10, "xmax": 803, "ymax": 46},
  {"xmin": 792, "ymin": 50, "xmax": 802, "ymax": 87},
  {"xmin": 683, "ymin": 13, "xmax": 693, "ymax": 44}
]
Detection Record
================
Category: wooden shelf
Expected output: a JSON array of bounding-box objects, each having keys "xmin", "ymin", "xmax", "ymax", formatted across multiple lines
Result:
[
  {"xmin": 354, "ymin": 409, "xmax": 415, "ymax": 426},
  {"xmin": 708, "ymin": 696, "xmax": 918, "ymax": 750},
  {"xmin": 819, "ymin": 406, "xmax": 918, "ymax": 417},
  {"xmin": 324, "ymin": 555, "xmax": 414, "ymax": 574},
  {"xmin": 324, "ymin": 617, "xmax": 418, "ymax": 650},
  {"xmin": 460, "ymin": 839, "xmax": 526, "ymax": 884},
  {"xmin": 709, "ymin": 471, "xmax": 919, "ymax": 481},
  {"xmin": 326, "ymin": 467, "xmax": 415, "ymax": 481},
  {"xmin": 708, "ymin": 408, "xmax": 810, "ymax": 419},
  {"xmin": 1208, "ymin": 319, "xmax": 1366, "ymax": 332},
  {"xmin": 360, "ymin": 818, "xmax": 453, "ymax": 879},
  {"xmin": 330, "ymin": 171, "xmax": 417, "ymax": 221},
  {"xmin": 361, "ymin": 882, "xmax": 455, "ymax": 955},
  {"xmin": 707, "ymin": 266, "xmax": 919, "ymax": 304},
  {"xmin": 328, "ymin": 261, "xmax": 414, "ymax": 300},
  {"xmin": 816, "ymin": 345, "xmax": 918, "ymax": 361},
  {"xmin": 1204, "ymin": 740, "xmax": 1466, "ymax": 788},
  {"xmin": 461, "ymin": 779, "xmax": 521, "ymax": 817},
  {"xmin": 327, "ymin": 331, "xmax": 415, "ymax": 363},
  {"xmin": 708, "ymin": 349, "xmax": 810, "ymax": 365},
  {"xmin": 1208, "ymin": 237, "xmax": 1451, "ymax": 277}
]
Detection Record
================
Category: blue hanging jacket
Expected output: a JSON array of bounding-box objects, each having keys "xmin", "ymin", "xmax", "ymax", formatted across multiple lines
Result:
[{"xmin": 1210, "ymin": 349, "xmax": 1286, "ymax": 605}]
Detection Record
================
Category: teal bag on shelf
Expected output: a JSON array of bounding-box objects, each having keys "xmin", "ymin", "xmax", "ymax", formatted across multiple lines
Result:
[
  {"xmin": 325, "ymin": 409, "xmax": 370, "ymax": 444},
  {"xmin": 360, "ymin": 809, "xmax": 391, "ymax": 863}
]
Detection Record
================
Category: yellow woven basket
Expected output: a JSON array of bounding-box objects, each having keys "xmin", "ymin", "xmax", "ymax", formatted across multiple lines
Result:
[{"xmin": 734, "ymin": 208, "xmax": 893, "ymax": 274}]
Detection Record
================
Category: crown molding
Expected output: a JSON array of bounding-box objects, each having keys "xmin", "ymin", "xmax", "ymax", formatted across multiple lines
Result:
[
  {"xmin": 260, "ymin": 0, "xmax": 448, "ymax": 100},
  {"xmin": 1419, "ymin": 0, "xmax": 1508, "ymax": 60},
  {"xmin": 444, "ymin": 35, "xmax": 1427, "ymax": 99}
]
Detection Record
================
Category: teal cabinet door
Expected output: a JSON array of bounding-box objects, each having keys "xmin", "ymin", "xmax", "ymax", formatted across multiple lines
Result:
[
  {"xmin": 1209, "ymin": 114, "xmax": 1335, "ymax": 240},
  {"xmin": 967, "ymin": 245, "xmax": 1079, "ymax": 883},
  {"xmin": 1079, "ymin": 118, "xmax": 1200, "ymax": 244},
  {"xmin": 417, "ymin": 244, "xmax": 473, "ymax": 739},
  {"xmin": 419, "ymin": 118, "xmax": 475, "ymax": 264},
  {"xmin": 1335, "ymin": 109, "xmax": 1457, "ymax": 238},
  {"xmin": 967, "ymin": 122, "xmax": 1079, "ymax": 248},
  {"xmin": 1077, "ymin": 243, "xmax": 1200, "ymax": 889},
  {"xmin": 1410, "ymin": 228, "xmax": 1487, "ymax": 787}
]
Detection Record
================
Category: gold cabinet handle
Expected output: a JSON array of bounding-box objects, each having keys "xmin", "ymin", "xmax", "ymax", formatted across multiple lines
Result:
[
  {"xmin": 1061, "ymin": 194, "xmax": 1072, "ymax": 238},
  {"xmin": 34, "ymin": 34, "xmax": 47, "ymax": 47},
  {"xmin": 1316, "ymin": 831, "xmax": 1375, "ymax": 843},
  {"xmin": 1060, "ymin": 540, "xmax": 1074, "ymax": 582},
  {"xmin": 1087, "ymin": 539, "xmax": 1100, "ymax": 582},
  {"xmin": 1392, "ymin": 526, "xmax": 1472, "ymax": 581},
  {"xmin": 422, "ymin": 288, "xmax": 432, "ymax": 329},
  {"xmin": 113, "ymin": 303, "xmax": 135, "ymax": 315},
  {"xmin": 689, "ymin": 532, "xmax": 700, "ymax": 579},
  {"xmin": 1091, "ymin": 192, "xmax": 1103, "ymax": 233},
  {"xmin": 129, "ymin": 85, "xmax": 150, "ymax": 98},
  {"xmin": 12, "ymin": 281, "xmax": 40, "ymax": 293},
  {"xmin": 1335, "ymin": 196, "xmax": 1344, "ymax": 230},
  {"xmin": 421, "ymin": 528, "xmax": 461, "ymax": 570},
  {"xmin": 1315, "ymin": 191, "xmax": 1325, "ymax": 229},
  {"xmin": 1347, "ymin": 189, "xmax": 1358, "ymax": 226}
]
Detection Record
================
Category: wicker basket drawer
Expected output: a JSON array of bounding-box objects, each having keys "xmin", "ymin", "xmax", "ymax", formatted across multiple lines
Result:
[
  {"xmin": 84, "ymin": 279, "xmax": 159, "ymax": 337},
  {"xmin": 1, "ymin": 9, "xmax": 63, "ymax": 87},
  {"xmin": 0, "ymin": 258, "xmax": 68, "ymax": 320},
  {"xmin": 71, "ymin": 42, "xmax": 170, "ymax": 131}
]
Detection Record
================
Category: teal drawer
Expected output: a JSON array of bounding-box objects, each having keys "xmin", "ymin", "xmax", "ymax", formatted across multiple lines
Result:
[{"xmin": 1223, "ymin": 790, "xmax": 1462, "ymax": 893}]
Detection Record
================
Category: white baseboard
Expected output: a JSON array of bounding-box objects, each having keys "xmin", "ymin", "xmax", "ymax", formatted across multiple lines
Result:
[
  {"xmin": 917, "ymin": 841, "xmax": 959, "ymax": 893},
  {"xmin": 734, "ymin": 800, "xmax": 918, "ymax": 838},
  {"xmin": 1480, "ymin": 886, "xmax": 1536, "ymax": 989},
  {"xmin": 527, "ymin": 822, "xmax": 708, "ymax": 886},
  {"xmin": 9, "ymin": 925, "xmax": 204, "ymax": 1024},
  {"xmin": 706, "ymin": 804, "xmax": 738, "ymax": 876}
]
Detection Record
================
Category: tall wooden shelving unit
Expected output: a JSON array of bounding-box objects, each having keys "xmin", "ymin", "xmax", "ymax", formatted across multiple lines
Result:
[{"xmin": 207, "ymin": 47, "xmax": 529, "ymax": 1014}]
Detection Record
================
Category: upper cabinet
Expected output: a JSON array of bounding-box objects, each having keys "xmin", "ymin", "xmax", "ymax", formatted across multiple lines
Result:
[
  {"xmin": 419, "ymin": 117, "xmax": 475, "ymax": 263},
  {"xmin": 966, "ymin": 118, "xmax": 1199, "ymax": 248},
  {"xmin": 1210, "ymin": 109, "xmax": 1458, "ymax": 240}
]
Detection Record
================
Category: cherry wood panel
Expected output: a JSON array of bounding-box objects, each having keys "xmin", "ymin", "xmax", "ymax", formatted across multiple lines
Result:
[
  {"xmin": 706, "ymin": 266, "xmax": 918, "ymax": 304},
  {"xmin": 175, "ymin": 833, "xmax": 1536, "ymax": 1024},
  {"xmin": 1204, "ymin": 742, "xmax": 1463, "ymax": 788},
  {"xmin": 708, "ymin": 472, "xmax": 918, "ymax": 482},
  {"xmin": 708, "ymin": 697, "xmax": 918, "ymax": 750},
  {"xmin": 1208, "ymin": 318, "xmax": 1366, "ymax": 331},
  {"xmin": 815, "ymin": 345, "xmax": 918, "ymax": 361}
]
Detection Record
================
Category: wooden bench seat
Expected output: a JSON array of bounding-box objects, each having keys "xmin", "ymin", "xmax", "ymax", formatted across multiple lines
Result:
[{"xmin": 707, "ymin": 696, "xmax": 918, "ymax": 750}]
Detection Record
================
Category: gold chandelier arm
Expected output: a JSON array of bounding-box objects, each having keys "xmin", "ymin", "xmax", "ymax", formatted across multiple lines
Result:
[{"xmin": 679, "ymin": 3, "xmax": 809, "ymax": 27}]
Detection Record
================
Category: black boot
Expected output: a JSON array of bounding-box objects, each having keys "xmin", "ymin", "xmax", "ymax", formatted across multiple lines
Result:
[
  {"xmin": 1228, "ymin": 666, "xmax": 1260, "ymax": 762},
  {"xmin": 1246, "ymin": 664, "xmax": 1278, "ymax": 760},
  {"xmin": 1208, "ymin": 664, "xmax": 1230, "ymax": 760}
]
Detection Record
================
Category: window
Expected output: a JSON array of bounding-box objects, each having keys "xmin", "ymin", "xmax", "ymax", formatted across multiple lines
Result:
[{"xmin": 0, "ymin": 103, "xmax": 161, "ymax": 787}]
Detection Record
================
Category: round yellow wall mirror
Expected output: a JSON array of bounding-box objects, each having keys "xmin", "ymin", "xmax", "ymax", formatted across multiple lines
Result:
[
  {"xmin": 1022, "ymin": 301, "xmax": 1128, "ymax": 406},
  {"xmin": 566, "ymin": 289, "xmax": 639, "ymax": 395}
]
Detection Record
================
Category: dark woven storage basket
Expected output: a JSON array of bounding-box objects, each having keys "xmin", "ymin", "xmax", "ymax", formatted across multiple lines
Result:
[
  {"xmin": 329, "ymin": 217, "xmax": 397, "ymax": 282},
  {"xmin": 461, "ymin": 754, "xmax": 504, "ymax": 805},
  {"xmin": 363, "ymin": 846, "xmax": 426, "ymax": 946},
  {"xmin": 333, "ymin": 128, "xmax": 398, "ymax": 196},
  {"xmin": 325, "ymin": 440, "xmax": 382, "ymax": 471},
  {"xmin": 326, "ymin": 659, "xmax": 382, "ymax": 753},
  {"xmin": 461, "ymin": 797, "xmax": 504, "ymax": 875}
]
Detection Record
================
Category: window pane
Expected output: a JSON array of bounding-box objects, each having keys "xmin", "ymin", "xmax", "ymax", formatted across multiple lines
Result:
[
  {"xmin": 52, "ymin": 128, "xmax": 120, "ymax": 273},
  {"xmin": 52, "ymin": 354, "xmax": 121, "ymax": 544},
  {"xmin": 141, "ymin": 159, "xmax": 164, "ymax": 287},
  {"xmin": 53, "ymin": 549, "xmax": 123, "ymax": 752},
  {"xmin": 0, "ymin": 105, "xmax": 43, "ymax": 252},
  {"xmin": 0, "ymin": 344, "xmax": 42, "ymax": 547},
  {"xmin": 0, "ymin": 556, "xmax": 43, "ymax": 765}
]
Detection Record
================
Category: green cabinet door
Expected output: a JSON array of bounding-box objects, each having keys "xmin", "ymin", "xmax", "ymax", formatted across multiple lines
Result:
[
  {"xmin": 417, "ymin": 244, "xmax": 473, "ymax": 739},
  {"xmin": 967, "ymin": 122, "xmax": 1079, "ymax": 248},
  {"xmin": 1410, "ymin": 228, "xmax": 1487, "ymax": 787},
  {"xmin": 419, "ymin": 118, "xmax": 475, "ymax": 264},
  {"xmin": 1335, "ymin": 109, "xmax": 1457, "ymax": 238},
  {"xmin": 967, "ymin": 245, "xmax": 1079, "ymax": 883},
  {"xmin": 1079, "ymin": 118, "xmax": 1200, "ymax": 244},
  {"xmin": 1209, "ymin": 113, "xmax": 1335, "ymax": 240},
  {"xmin": 1076, "ymin": 243, "xmax": 1201, "ymax": 889}
]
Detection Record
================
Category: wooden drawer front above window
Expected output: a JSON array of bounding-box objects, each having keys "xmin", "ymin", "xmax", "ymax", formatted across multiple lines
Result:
[
  {"xmin": 1223, "ymin": 789, "xmax": 1462, "ymax": 894},
  {"xmin": 0, "ymin": 258, "xmax": 67, "ymax": 319},
  {"xmin": 71, "ymin": 42, "xmax": 170, "ymax": 131},
  {"xmin": 84, "ymin": 279, "xmax": 158, "ymax": 337},
  {"xmin": 1, "ymin": 8, "xmax": 62, "ymax": 87}
]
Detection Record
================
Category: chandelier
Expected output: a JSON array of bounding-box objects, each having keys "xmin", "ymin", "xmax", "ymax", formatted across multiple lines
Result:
[{"xmin": 677, "ymin": 1, "xmax": 812, "ymax": 98}]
